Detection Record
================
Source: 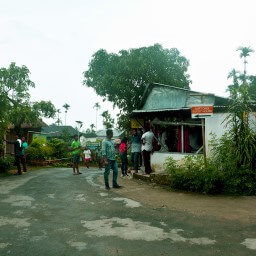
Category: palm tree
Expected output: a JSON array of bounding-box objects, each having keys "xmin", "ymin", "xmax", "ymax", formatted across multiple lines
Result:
[
  {"xmin": 236, "ymin": 46, "xmax": 254, "ymax": 82},
  {"xmin": 101, "ymin": 110, "xmax": 114, "ymax": 129},
  {"xmin": 93, "ymin": 102, "xmax": 101, "ymax": 131},
  {"xmin": 56, "ymin": 109, "xmax": 61, "ymax": 126},
  {"xmin": 90, "ymin": 123, "xmax": 96, "ymax": 133},
  {"xmin": 63, "ymin": 103, "xmax": 70, "ymax": 125},
  {"xmin": 75, "ymin": 121, "xmax": 83, "ymax": 140},
  {"xmin": 227, "ymin": 69, "xmax": 239, "ymax": 95}
]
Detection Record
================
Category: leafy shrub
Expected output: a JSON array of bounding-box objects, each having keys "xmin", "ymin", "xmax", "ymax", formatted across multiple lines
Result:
[
  {"xmin": 0, "ymin": 156, "xmax": 13, "ymax": 173},
  {"xmin": 222, "ymin": 166, "xmax": 256, "ymax": 195},
  {"xmin": 47, "ymin": 138, "xmax": 68, "ymax": 159},
  {"xmin": 26, "ymin": 146, "xmax": 44, "ymax": 161},
  {"xmin": 165, "ymin": 133, "xmax": 256, "ymax": 195},
  {"xmin": 165, "ymin": 155, "xmax": 224, "ymax": 194},
  {"xmin": 26, "ymin": 137, "xmax": 54, "ymax": 162},
  {"xmin": 26, "ymin": 138, "xmax": 46, "ymax": 161}
]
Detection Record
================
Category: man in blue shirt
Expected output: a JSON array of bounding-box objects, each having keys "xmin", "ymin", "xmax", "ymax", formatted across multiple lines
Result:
[{"xmin": 102, "ymin": 129, "xmax": 121, "ymax": 190}]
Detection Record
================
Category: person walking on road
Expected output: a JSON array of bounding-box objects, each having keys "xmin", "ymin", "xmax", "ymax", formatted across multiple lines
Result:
[
  {"xmin": 4, "ymin": 135, "xmax": 22, "ymax": 175},
  {"xmin": 71, "ymin": 135, "xmax": 82, "ymax": 175},
  {"xmin": 141, "ymin": 126, "xmax": 154, "ymax": 174},
  {"xmin": 21, "ymin": 136, "xmax": 28, "ymax": 172},
  {"xmin": 83, "ymin": 146, "xmax": 91, "ymax": 168},
  {"xmin": 102, "ymin": 129, "xmax": 122, "ymax": 190}
]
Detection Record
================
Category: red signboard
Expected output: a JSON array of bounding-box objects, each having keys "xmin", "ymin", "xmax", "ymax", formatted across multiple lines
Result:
[{"xmin": 191, "ymin": 105, "xmax": 213, "ymax": 118}]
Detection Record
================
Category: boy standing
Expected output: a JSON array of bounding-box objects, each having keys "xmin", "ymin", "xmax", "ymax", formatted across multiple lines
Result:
[
  {"xmin": 141, "ymin": 126, "xmax": 154, "ymax": 174},
  {"xmin": 71, "ymin": 135, "xmax": 82, "ymax": 175},
  {"xmin": 102, "ymin": 129, "xmax": 121, "ymax": 190},
  {"xmin": 130, "ymin": 129, "xmax": 141, "ymax": 173}
]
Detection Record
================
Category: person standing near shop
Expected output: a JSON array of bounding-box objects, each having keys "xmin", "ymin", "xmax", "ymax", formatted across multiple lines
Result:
[
  {"xmin": 4, "ymin": 135, "xmax": 22, "ymax": 175},
  {"xmin": 102, "ymin": 129, "xmax": 122, "ymax": 190},
  {"xmin": 141, "ymin": 126, "xmax": 154, "ymax": 175},
  {"xmin": 119, "ymin": 137, "xmax": 128, "ymax": 177},
  {"xmin": 130, "ymin": 128, "xmax": 141, "ymax": 173},
  {"xmin": 71, "ymin": 135, "xmax": 82, "ymax": 175},
  {"xmin": 21, "ymin": 136, "xmax": 28, "ymax": 172}
]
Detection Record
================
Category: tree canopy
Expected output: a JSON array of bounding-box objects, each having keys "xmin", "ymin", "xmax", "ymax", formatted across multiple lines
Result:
[
  {"xmin": 0, "ymin": 62, "xmax": 56, "ymax": 139},
  {"xmin": 83, "ymin": 44, "xmax": 191, "ymax": 128}
]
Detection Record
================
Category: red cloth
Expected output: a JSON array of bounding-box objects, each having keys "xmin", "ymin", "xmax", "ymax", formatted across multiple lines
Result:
[
  {"xmin": 177, "ymin": 127, "xmax": 191, "ymax": 153},
  {"xmin": 119, "ymin": 143, "xmax": 127, "ymax": 153}
]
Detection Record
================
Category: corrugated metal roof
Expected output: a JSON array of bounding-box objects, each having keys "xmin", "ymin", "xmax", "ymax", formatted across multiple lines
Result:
[
  {"xmin": 96, "ymin": 129, "xmax": 124, "ymax": 138},
  {"xmin": 41, "ymin": 125, "xmax": 78, "ymax": 136},
  {"xmin": 132, "ymin": 108, "xmax": 190, "ymax": 113}
]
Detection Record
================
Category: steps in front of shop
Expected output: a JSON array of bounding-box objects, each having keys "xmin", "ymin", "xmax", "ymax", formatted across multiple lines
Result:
[{"xmin": 132, "ymin": 172, "xmax": 170, "ymax": 185}]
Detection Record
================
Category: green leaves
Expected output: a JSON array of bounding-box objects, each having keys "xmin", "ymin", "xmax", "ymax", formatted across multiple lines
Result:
[
  {"xmin": 101, "ymin": 110, "xmax": 114, "ymax": 129},
  {"xmin": 0, "ymin": 63, "xmax": 56, "ymax": 138},
  {"xmin": 83, "ymin": 44, "xmax": 191, "ymax": 128}
]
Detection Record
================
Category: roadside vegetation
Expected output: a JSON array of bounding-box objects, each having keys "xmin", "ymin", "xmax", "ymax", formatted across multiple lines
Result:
[{"xmin": 165, "ymin": 47, "xmax": 256, "ymax": 195}]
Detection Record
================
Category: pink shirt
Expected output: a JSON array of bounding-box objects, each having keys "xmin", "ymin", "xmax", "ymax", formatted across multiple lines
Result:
[{"xmin": 119, "ymin": 143, "xmax": 127, "ymax": 153}]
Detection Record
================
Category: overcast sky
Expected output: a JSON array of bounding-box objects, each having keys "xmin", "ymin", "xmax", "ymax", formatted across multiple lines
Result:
[{"xmin": 1, "ymin": 0, "xmax": 256, "ymax": 131}]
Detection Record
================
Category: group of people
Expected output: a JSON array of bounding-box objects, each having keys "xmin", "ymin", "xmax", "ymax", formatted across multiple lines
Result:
[
  {"xmin": 111, "ymin": 126, "xmax": 155, "ymax": 189},
  {"xmin": 118, "ymin": 126, "xmax": 154, "ymax": 178},
  {"xmin": 6, "ymin": 127, "xmax": 155, "ymax": 191},
  {"xmin": 4, "ymin": 135, "xmax": 28, "ymax": 175},
  {"xmin": 70, "ymin": 127, "xmax": 155, "ymax": 190},
  {"xmin": 70, "ymin": 135, "xmax": 102, "ymax": 175},
  {"xmin": 70, "ymin": 130, "xmax": 122, "ymax": 190}
]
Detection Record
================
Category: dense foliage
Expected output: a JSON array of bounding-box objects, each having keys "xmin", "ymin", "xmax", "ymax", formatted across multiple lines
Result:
[
  {"xmin": 226, "ymin": 46, "xmax": 256, "ymax": 168},
  {"xmin": 83, "ymin": 44, "xmax": 191, "ymax": 128},
  {"xmin": 26, "ymin": 137, "xmax": 69, "ymax": 163},
  {"xmin": 0, "ymin": 62, "xmax": 56, "ymax": 145},
  {"xmin": 165, "ymin": 46, "xmax": 256, "ymax": 195},
  {"xmin": 165, "ymin": 137, "xmax": 256, "ymax": 195},
  {"xmin": 0, "ymin": 156, "xmax": 13, "ymax": 173}
]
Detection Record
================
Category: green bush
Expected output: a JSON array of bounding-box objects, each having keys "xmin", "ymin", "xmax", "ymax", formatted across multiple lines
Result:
[
  {"xmin": 47, "ymin": 138, "xmax": 68, "ymax": 159},
  {"xmin": 165, "ymin": 155, "xmax": 224, "ymax": 194},
  {"xmin": 165, "ymin": 151, "xmax": 256, "ymax": 195},
  {"xmin": 222, "ymin": 166, "xmax": 256, "ymax": 195},
  {"xmin": 26, "ymin": 137, "xmax": 54, "ymax": 162},
  {"xmin": 0, "ymin": 156, "xmax": 13, "ymax": 173},
  {"xmin": 26, "ymin": 146, "xmax": 44, "ymax": 161},
  {"xmin": 26, "ymin": 137, "xmax": 70, "ymax": 163}
]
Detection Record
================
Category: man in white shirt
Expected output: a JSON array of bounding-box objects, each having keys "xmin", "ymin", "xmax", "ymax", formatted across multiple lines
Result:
[{"xmin": 141, "ymin": 126, "xmax": 154, "ymax": 174}]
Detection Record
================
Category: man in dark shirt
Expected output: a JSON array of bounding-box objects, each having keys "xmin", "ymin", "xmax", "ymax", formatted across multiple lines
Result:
[{"xmin": 4, "ymin": 135, "xmax": 22, "ymax": 175}]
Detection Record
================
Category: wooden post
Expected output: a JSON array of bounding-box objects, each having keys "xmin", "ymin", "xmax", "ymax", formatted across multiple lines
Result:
[
  {"xmin": 181, "ymin": 124, "xmax": 184, "ymax": 153},
  {"xmin": 201, "ymin": 118, "xmax": 207, "ymax": 168}
]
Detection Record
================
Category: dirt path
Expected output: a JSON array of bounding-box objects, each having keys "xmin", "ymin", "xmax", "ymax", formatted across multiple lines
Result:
[{"xmin": 100, "ymin": 175, "xmax": 256, "ymax": 224}]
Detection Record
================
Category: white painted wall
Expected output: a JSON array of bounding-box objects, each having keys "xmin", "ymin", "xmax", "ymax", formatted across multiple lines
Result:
[
  {"xmin": 205, "ymin": 112, "xmax": 256, "ymax": 154},
  {"xmin": 151, "ymin": 152, "xmax": 194, "ymax": 173},
  {"xmin": 204, "ymin": 113, "xmax": 229, "ymax": 154}
]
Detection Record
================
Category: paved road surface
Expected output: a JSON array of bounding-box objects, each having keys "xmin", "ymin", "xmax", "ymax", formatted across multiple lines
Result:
[{"xmin": 0, "ymin": 167, "xmax": 255, "ymax": 255}]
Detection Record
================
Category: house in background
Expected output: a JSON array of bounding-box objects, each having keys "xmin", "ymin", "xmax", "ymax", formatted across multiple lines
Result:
[
  {"xmin": 41, "ymin": 125, "xmax": 79, "ymax": 140},
  {"xmin": 131, "ymin": 83, "xmax": 236, "ymax": 172},
  {"xmin": 4, "ymin": 121, "xmax": 46, "ymax": 155},
  {"xmin": 80, "ymin": 129, "xmax": 125, "ymax": 149},
  {"xmin": 95, "ymin": 129, "xmax": 125, "ymax": 140}
]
